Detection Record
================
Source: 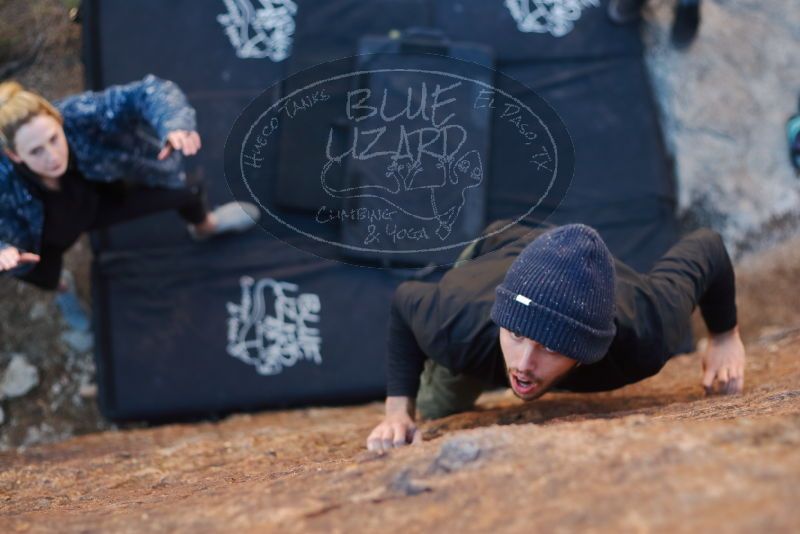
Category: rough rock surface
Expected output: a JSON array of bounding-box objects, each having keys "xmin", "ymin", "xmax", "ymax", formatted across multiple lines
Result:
[
  {"xmin": 2, "ymin": 213, "xmax": 800, "ymax": 534},
  {"xmin": 1, "ymin": 327, "xmax": 799, "ymax": 532},
  {"xmin": 644, "ymin": 0, "xmax": 800, "ymax": 253}
]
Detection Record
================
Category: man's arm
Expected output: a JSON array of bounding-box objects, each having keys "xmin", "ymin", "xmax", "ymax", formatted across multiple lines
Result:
[
  {"xmin": 648, "ymin": 228, "xmax": 744, "ymax": 394},
  {"xmin": 366, "ymin": 282, "xmax": 433, "ymax": 451},
  {"xmin": 385, "ymin": 282, "xmax": 431, "ymax": 398}
]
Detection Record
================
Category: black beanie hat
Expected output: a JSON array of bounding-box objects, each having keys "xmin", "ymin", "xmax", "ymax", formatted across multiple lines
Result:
[{"xmin": 490, "ymin": 224, "xmax": 617, "ymax": 365}]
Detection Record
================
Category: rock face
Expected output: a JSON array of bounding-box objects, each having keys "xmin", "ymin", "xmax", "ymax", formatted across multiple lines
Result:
[
  {"xmin": 2, "ymin": 223, "xmax": 800, "ymax": 534},
  {"xmin": 643, "ymin": 0, "xmax": 800, "ymax": 253},
  {"xmin": 1, "ymin": 227, "xmax": 796, "ymax": 531},
  {"xmin": 1, "ymin": 330, "xmax": 799, "ymax": 532},
  {"xmin": 430, "ymin": 437, "xmax": 483, "ymax": 473}
]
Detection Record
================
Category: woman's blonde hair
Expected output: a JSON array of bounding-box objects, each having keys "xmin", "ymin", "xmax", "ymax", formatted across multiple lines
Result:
[{"xmin": 0, "ymin": 81, "xmax": 63, "ymax": 152}]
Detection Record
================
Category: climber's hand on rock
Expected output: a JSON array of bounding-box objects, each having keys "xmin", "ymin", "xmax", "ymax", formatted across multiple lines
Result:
[
  {"xmin": 366, "ymin": 396, "xmax": 420, "ymax": 452},
  {"xmin": 366, "ymin": 413, "xmax": 419, "ymax": 453},
  {"xmin": 702, "ymin": 326, "xmax": 746, "ymax": 395}
]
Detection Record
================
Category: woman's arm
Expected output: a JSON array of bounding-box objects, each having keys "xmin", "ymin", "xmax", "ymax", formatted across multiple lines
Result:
[
  {"xmin": 0, "ymin": 167, "xmax": 38, "ymax": 275},
  {"xmin": 365, "ymin": 282, "xmax": 431, "ymax": 451},
  {"xmin": 58, "ymin": 74, "xmax": 197, "ymax": 145},
  {"xmin": 0, "ymin": 245, "xmax": 40, "ymax": 274}
]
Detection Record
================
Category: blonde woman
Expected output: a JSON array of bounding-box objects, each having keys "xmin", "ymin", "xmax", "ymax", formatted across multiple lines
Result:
[{"xmin": 0, "ymin": 75, "xmax": 259, "ymax": 290}]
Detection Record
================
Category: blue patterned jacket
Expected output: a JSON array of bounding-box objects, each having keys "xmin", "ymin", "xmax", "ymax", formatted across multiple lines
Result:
[{"xmin": 0, "ymin": 74, "xmax": 196, "ymax": 273}]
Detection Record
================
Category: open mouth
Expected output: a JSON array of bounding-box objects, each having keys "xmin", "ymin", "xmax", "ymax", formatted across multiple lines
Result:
[{"xmin": 510, "ymin": 373, "xmax": 539, "ymax": 396}]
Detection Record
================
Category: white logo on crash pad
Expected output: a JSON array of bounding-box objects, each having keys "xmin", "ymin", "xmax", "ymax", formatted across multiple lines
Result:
[
  {"xmin": 226, "ymin": 276, "xmax": 322, "ymax": 376},
  {"xmin": 505, "ymin": 0, "xmax": 600, "ymax": 38},
  {"xmin": 217, "ymin": 0, "xmax": 297, "ymax": 61}
]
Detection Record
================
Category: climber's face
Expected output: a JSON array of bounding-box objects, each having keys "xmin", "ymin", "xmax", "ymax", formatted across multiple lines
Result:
[
  {"xmin": 499, "ymin": 327, "xmax": 577, "ymax": 401},
  {"xmin": 6, "ymin": 114, "xmax": 69, "ymax": 181}
]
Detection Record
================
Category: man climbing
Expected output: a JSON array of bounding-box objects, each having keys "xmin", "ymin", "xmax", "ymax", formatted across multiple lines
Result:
[{"xmin": 367, "ymin": 221, "xmax": 745, "ymax": 452}]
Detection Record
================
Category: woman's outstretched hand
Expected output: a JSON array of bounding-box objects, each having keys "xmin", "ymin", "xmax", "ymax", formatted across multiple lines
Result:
[
  {"xmin": 0, "ymin": 246, "xmax": 40, "ymax": 272},
  {"xmin": 158, "ymin": 130, "xmax": 202, "ymax": 160}
]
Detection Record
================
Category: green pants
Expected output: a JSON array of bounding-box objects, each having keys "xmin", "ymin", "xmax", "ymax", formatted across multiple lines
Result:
[{"xmin": 416, "ymin": 359, "xmax": 490, "ymax": 419}]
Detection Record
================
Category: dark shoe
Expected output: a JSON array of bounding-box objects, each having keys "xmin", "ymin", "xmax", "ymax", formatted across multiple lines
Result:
[{"xmin": 671, "ymin": 0, "xmax": 701, "ymax": 49}]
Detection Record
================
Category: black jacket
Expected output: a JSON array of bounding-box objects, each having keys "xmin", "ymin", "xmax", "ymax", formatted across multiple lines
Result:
[{"xmin": 386, "ymin": 221, "xmax": 737, "ymax": 397}]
